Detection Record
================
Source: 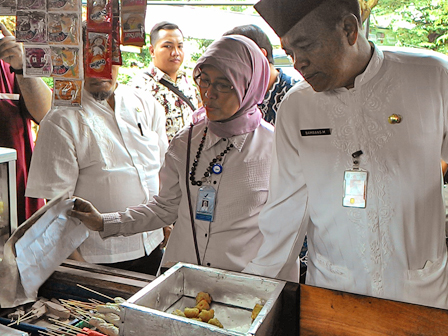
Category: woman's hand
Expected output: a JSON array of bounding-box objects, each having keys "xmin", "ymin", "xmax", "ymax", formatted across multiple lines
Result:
[{"xmin": 68, "ymin": 197, "xmax": 104, "ymax": 231}]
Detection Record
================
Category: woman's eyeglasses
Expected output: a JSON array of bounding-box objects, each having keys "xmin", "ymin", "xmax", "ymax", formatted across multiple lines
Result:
[{"xmin": 194, "ymin": 75, "xmax": 234, "ymax": 93}]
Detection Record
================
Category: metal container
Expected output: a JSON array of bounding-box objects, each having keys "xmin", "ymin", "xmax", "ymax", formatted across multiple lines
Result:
[
  {"xmin": 0, "ymin": 147, "xmax": 17, "ymax": 259},
  {"xmin": 0, "ymin": 323, "xmax": 28, "ymax": 336},
  {"xmin": 120, "ymin": 263, "xmax": 286, "ymax": 336}
]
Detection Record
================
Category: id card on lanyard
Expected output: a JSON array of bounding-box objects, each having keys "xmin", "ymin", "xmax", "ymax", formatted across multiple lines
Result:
[
  {"xmin": 195, "ymin": 185, "xmax": 216, "ymax": 222},
  {"xmin": 343, "ymin": 150, "xmax": 368, "ymax": 208}
]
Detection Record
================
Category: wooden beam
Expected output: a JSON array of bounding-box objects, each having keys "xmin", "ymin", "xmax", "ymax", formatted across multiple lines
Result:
[{"xmin": 299, "ymin": 284, "xmax": 448, "ymax": 335}]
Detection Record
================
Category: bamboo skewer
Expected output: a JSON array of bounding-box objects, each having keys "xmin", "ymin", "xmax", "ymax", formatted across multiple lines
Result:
[
  {"xmin": 76, "ymin": 284, "xmax": 114, "ymax": 301},
  {"xmin": 61, "ymin": 299, "xmax": 96, "ymax": 309},
  {"xmin": 47, "ymin": 325, "xmax": 80, "ymax": 336},
  {"xmin": 7, "ymin": 309, "xmax": 35, "ymax": 326},
  {"xmin": 39, "ymin": 330, "xmax": 61, "ymax": 336},
  {"xmin": 48, "ymin": 318, "xmax": 85, "ymax": 333},
  {"xmin": 88, "ymin": 298, "xmax": 104, "ymax": 305}
]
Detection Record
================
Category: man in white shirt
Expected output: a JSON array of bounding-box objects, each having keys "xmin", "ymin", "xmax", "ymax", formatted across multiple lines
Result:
[
  {"xmin": 26, "ymin": 34, "xmax": 168, "ymax": 275},
  {"xmin": 244, "ymin": 0, "xmax": 448, "ymax": 309}
]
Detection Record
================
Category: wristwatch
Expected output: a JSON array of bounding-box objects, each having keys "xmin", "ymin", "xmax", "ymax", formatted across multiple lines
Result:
[{"xmin": 9, "ymin": 65, "xmax": 23, "ymax": 75}]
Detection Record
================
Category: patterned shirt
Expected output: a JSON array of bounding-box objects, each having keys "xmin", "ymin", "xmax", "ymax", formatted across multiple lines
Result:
[
  {"xmin": 258, "ymin": 68, "xmax": 298, "ymax": 125},
  {"xmin": 131, "ymin": 65, "xmax": 200, "ymax": 141},
  {"xmin": 245, "ymin": 45, "xmax": 448, "ymax": 309}
]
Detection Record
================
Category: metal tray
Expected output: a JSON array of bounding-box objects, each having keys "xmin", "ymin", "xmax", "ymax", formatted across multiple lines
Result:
[{"xmin": 120, "ymin": 263, "xmax": 286, "ymax": 336}]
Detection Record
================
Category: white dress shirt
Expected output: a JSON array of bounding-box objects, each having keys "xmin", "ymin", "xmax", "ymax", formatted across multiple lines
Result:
[
  {"xmin": 244, "ymin": 45, "xmax": 448, "ymax": 309},
  {"xmin": 100, "ymin": 120, "xmax": 280, "ymax": 273},
  {"xmin": 26, "ymin": 85, "xmax": 168, "ymax": 264}
]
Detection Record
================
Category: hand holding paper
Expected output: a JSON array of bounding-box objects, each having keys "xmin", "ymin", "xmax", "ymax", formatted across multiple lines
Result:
[{"xmin": 68, "ymin": 197, "xmax": 104, "ymax": 232}]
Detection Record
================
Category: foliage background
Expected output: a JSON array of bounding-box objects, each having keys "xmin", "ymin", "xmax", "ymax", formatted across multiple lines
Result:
[
  {"xmin": 2, "ymin": 0, "xmax": 447, "ymax": 87},
  {"xmin": 370, "ymin": 0, "xmax": 448, "ymax": 54}
]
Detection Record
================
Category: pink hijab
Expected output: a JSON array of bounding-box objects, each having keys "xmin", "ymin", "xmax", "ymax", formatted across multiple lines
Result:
[{"xmin": 193, "ymin": 35, "xmax": 270, "ymax": 138}]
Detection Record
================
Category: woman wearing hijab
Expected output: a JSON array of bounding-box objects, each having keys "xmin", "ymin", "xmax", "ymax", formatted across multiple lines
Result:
[{"xmin": 69, "ymin": 35, "xmax": 276, "ymax": 273}]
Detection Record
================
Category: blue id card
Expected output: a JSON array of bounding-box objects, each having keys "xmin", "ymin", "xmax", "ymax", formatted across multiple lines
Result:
[{"xmin": 195, "ymin": 185, "xmax": 216, "ymax": 222}]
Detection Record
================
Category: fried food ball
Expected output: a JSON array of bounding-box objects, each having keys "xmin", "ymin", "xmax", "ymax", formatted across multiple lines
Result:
[
  {"xmin": 191, "ymin": 317, "xmax": 202, "ymax": 321},
  {"xmin": 208, "ymin": 317, "xmax": 223, "ymax": 328},
  {"xmin": 89, "ymin": 316, "xmax": 119, "ymax": 336},
  {"xmin": 184, "ymin": 307, "xmax": 200, "ymax": 318},
  {"xmin": 195, "ymin": 299, "xmax": 210, "ymax": 311},
  {"xmin": 113, "ymin": 297, "xmax": 126, "ymax": 304},
  {"xmin": 198, "ymin": 309, "xmax": 214, "ymax": 323},
  {"xmin": 196, "ymin": 292, "xmax": 212, "ymax": 304},
  {"xmin": 251, "ymin": 303, "xmax": 263, "ymax": 322},
  {"xmin": 172, "ymin": 309, "xmax": 186, "ymax": 317}
]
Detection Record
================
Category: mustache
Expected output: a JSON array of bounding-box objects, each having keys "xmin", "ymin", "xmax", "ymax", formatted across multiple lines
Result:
[{"xmin": 91, "ymin": 90, "xmax": 113, "ymax": 101}]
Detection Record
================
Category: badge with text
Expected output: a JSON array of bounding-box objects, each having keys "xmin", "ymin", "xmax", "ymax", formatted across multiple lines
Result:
[
  {"xmin": 342, "ymin": 170, "xmax": 368, "ymax": 208},
  {"xmin": 195, "ymin": 185, "xmax": 216, "ymax": 222},
  {"xmin": 300, "ymin": 128, "xmax": 332, "ymax": 136}
]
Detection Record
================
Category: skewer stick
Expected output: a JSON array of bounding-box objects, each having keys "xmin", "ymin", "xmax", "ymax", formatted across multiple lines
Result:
[
  {"xmin": 7, "ymin": 310, "xmax": 35, "ymax": 327},
  {"xmin": 48, "ymin": 318, "xmax": 84, "ymax": 332},
  {"xmin": 88, "ymin": 298, "xmax": 104, "ymax": 305},
  {"xmin": 61, "ymin": 299, "xmax": 96, "ymax": 309},
  {"xmin": 44, "ymin": 329, "xmax": 67, "ymax": 336},
  {"xmin": 48, "ymin": 325, "xmax": 84, "ymax": 336},
  {"xmin": 7, "ymin": 309, "xmax": 35, "ymax": 326},
  {"xmin": 39, "ymin": 330, "xmax": 61, "ymax": 336},
  {"xmin": 76, "ymin": 284, "xmax": 114, "ymax": 301},
  {"xmin": 60, "ymin": 304, "xmax": 89, "ymax": 320}
]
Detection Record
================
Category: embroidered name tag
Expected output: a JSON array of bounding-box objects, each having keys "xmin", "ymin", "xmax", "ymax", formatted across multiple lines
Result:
[{"xmin": 300, "ymin": 128, "xmax": 332, "ymax": 136}]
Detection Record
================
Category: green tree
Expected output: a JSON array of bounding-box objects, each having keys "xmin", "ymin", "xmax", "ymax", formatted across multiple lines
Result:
[{"xmin": 372, "ymin": 0, "xmax": 448, "ymax": 54}]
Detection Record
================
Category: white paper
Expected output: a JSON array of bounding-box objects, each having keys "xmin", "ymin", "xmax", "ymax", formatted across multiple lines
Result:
[{"xmin": 15, "ymin": 198, "xmax": 89, "ymax": 299}]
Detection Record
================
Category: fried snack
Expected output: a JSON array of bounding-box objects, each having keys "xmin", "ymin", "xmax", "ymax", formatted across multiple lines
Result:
[
  {"xmin": 195, "ymin": 299, "xmax": 210, "ymax": 311},
  {"xmin": 104, "ymin": 313, "xmax": 120, "ymax": 326},
  {"xmin": 96, "ymin": 303, "xmax": 121, "ymax": 314},
  {"xmin": 196, "ymin": 292, "xmax": 212, "ymax": 305},
  {"xmin": 89, "ymin": 316, "xmax": 119, "ymax": 336},
  {"xmin": 184, "ymin": 307, "xmax": 200, "ymax": 318},
  {"xmin": 171, "ymin": 309, "xmax": 186, "ymax": 317},
  {"xmin": 191, "ymin": 317, "xmax": 202, "ymax": 321},
  {"xmin": 251, "ymin": 303, "xmax": 263, "ymax": 322},
  {"xmin": 208, "ymin": 317, "xmax": 223, "ymax": 328},
  {"xmin": 114, "ymin": 297, "xmax": 126, "ymax": 304},
  {"xmin": 198, "ymin": 309, "xmax": 214, "ymax": 323}
]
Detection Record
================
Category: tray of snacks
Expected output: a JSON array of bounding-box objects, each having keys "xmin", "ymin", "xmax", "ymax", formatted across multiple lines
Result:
[{"xmin": 119, "ymin": 263, "xmax": 286, "ymax": 336}]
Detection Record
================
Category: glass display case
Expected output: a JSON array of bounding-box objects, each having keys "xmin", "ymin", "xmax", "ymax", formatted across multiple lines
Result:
[{"xmin": 0, "ymin": 147, "xmax": 17, "ymax": 258}]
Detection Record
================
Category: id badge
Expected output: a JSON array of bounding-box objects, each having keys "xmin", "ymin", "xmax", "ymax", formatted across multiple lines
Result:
[
  {"xmin": 343, "ymin": 170, "xmax": 368, "ymax": 208},
  {"xmin": 195, "ymin": 185, "xmax": 216, "ymax": 222}
]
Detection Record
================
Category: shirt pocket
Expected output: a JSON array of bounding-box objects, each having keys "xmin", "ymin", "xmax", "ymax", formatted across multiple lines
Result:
[
  {"xmin": 309, "ymin": 252, "xmax": 354, "ymax": 292},
  {"xmin": 404, "ymin": 250, "xmax": 448, "ymax": 309}
]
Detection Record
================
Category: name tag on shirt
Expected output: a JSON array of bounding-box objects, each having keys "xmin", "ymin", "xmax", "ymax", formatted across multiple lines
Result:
[
  {"xmin": 0, "ymin": 93, "xmax": 20, "ymax": 100},
  {"xmin": 300, "ymin": 128, "xmax": 332, "ymax": 136}
]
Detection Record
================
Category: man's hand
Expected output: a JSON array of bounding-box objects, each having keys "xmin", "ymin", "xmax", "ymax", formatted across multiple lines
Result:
[
  {"xmin": 0, "ymin": 22, "xmax": 23, "ymax": 70},
  {"xmin": 160, "ymin": 224, "xmax": 173, "ymax": 249},
  {"xmin": 68, "ymin": 197, "xmax": 104, "ymax": 231}
]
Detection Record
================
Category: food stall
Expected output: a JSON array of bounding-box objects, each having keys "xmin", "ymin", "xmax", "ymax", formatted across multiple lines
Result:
[
  {"xmin": 3, "ymin": 257, "xmax": 448, "ymax": 335},
  {"xmin": 1, "ymin": 146, "xmax": 448, "ymax": 336}
]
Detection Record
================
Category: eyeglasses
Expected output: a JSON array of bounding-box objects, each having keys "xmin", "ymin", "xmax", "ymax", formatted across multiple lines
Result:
[{"xmin": 194, "ymin": 75, "xmax": 234, "ymax": 93}]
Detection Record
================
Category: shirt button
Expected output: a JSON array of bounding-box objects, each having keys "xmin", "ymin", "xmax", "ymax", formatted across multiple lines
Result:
[
  {"xmin": 222, "ymin": 138, "xmax": 226, "ymax": 141},
  {"xmin": 207, "ymin": 263, "xmax": 211, "ymax": 266},
  {"xmin": 213, "ymin": 181, "xmax": 217, "ymax": 185},
  {"xmin": 205, "ymin": 233, "xmax": 208, "ymax": 237}
]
